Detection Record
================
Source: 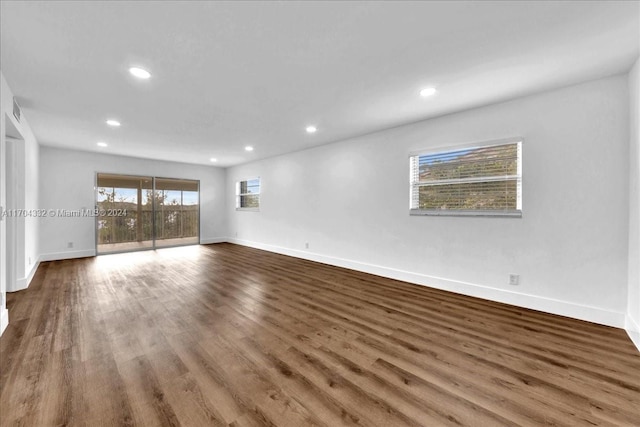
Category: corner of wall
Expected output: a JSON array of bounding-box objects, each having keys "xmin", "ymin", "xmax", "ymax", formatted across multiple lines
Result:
[
  {"xmin": 0, "ymin": 307, "xmax": 8, "ymax": 336},
  {"xmin": 200, "ymin": 237, "xmax": 227, "ymax": 245},
  {"xmin": 626, "ymin": 315, "xmax": 640, "ymax": 351},
  {"xmin": 627, "ymin": 56, "xmax": 640, "ymax": 352},
  {"xmin": 13, "ymin": 256, "xmax": 41, "ymax": 292}
]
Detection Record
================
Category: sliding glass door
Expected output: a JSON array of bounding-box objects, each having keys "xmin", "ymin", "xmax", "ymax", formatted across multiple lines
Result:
[
  {"xmin": 96, "ymin": 174, "xmax": 154, "ymax": 253},
  {"xmin": 154, "ymin": 178, "xmax": 200, "ymax": 248},
  {"xmin": 96, "ymin": 173, "xmax": 199, "ymax": 254}
]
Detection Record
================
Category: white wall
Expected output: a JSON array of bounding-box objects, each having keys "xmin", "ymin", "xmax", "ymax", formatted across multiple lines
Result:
[
  {"xmin": 0, "ymin": 72, "xmax": 40, "ymax": 334},
  {"xmin": 39, "ymin": 147, "xmax": 226, "ymax": 260},
  {"xmin": 627, "ymin": 58, "xmax": 640, "ymax": 349},
  {"xmin": 227, "ymin": 74, "xmax": 631, "ymax": 328}
]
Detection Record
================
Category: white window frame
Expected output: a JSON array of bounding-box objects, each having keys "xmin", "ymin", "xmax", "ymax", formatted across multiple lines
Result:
[
  {"xmin": 409, "ymin": 138, "xmax": 522, "ymax": 217},
  {"xmin": 236, "ymin": 177, "xmax": 261, "ymax": 211}
]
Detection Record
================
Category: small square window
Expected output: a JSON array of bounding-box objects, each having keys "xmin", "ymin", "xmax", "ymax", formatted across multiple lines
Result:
[{"xmin": 236, "ymin": 178, "xmax": 260, "ymax": 210}]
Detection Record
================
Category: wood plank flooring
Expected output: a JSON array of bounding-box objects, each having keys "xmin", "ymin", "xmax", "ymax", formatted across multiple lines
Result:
[{"xmin": 1, "ymin": 243, "xmax": 639, "ymax": 426}]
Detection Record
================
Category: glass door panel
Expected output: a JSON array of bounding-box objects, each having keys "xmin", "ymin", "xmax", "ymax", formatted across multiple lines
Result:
[
  {"xmin": 96, "ymin": 174, "xmax": 154, "ymax": 254},
  {"xmin": 154, "ymin": 178, "xmax": 200, "ymax": 248}
]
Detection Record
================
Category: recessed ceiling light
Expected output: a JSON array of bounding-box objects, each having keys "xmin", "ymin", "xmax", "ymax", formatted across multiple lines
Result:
[
  {"xmin": 245, "ymin": 146, "xmax": 254, "ymax": 152},
  {"xmin": 129, "ymin": 67, "xmax": 151, "ymax": 79},
  {"xmin": 420, "ymin": 87, "xmax": 437, "ymax": 97},
  {"xmin": 97, "ymin": 142, "xmax": 108, "ymax": 147},
  {"xmin": 106, "ymin": 119, "xmax": 121, "ymax": 127},
  {"xmin": 305, "ymin": 125, "xmax": 317, "ymax": 134},
  {"xmin": 210, "ymin": 158, "xmax": 217, "ymax": 162}
]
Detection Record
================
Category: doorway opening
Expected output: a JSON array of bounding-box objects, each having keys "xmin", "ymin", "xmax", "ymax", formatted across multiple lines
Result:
[{"xmin": 4, "ymin": 115, "xmax": 26, "ymax": 293}]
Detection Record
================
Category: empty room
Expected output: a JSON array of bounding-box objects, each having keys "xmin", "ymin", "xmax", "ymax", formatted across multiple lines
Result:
[{"xmin": 0, "ymin": 1, "xmax": 639, "ymax": 426}]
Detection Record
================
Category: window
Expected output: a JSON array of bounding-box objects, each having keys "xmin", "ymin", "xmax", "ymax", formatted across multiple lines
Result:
[
  {"xmin": 236, "ymin": 178, "xmax": 260, "ymax": 210},
  {"xmin": 410, "ymin": 139, "xmax": 522, "ymax": 216}
]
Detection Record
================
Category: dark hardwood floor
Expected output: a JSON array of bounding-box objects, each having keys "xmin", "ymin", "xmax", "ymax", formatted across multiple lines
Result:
[{"xmin": 0, "ymin": 243, "xmax": 638, "ymax": 426}]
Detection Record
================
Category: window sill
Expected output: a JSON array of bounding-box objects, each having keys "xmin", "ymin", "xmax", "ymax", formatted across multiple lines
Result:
[
  {"xmin": 410, "ymin": 209, "xmax": 522, "ymax": 218},
  {"xmin": 236, "ymin": 208, "xmax": 260, "ymax": 212}
]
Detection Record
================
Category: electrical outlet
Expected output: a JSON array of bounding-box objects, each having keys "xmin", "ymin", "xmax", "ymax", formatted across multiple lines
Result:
[
  {"xmin": 305, "ymin": 242, "xmax": 309, "ymax": 249},
  {"xmin": 235, "ymin": 231, "xmax": 238, "ymax": 237},
  {"xmin": 67, "ymin": 242, "xmax": 74, "ymax": 249},
  {"xmin": 28, "ymin": 257, "xmax": 31, "ymax": 265},
  {"xmin": 509, "ymin": 274, "xmax": 520, "ymax": 286}
]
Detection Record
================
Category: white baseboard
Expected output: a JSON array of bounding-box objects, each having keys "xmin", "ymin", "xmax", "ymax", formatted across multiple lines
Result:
[
  {"xmin": 25, "ymin": 258, "xmax": 40, "ymax": 287},
  {"xmin": 40, "ymin": 249, "xmax": 96, "ymax": 262},
  {"xmin": 38, "ymin": 241, "xmax": 227, "ymax": 261},
  {"xmin": 200, "ymin": 237, "xmax": 227, "ymax": 245},
  {"xmin": 9, "ymin": 257, "xmax": 41, "ymax": 292},
  {"xmin": 227, "ymin": 237, "xmax": 626, "ymax": 329},
  {"xmin": 0, "ymin": 307, "xmax": 8, "ymax": 337},
  {"xmin": 625, "ymin": 315, "xmax": 640, "ymax": 352}
]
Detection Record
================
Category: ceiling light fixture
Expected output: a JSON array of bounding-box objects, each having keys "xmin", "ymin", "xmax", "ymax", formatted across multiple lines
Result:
[
  {"xmin": 106, "ymin": 119, "xmax": 121, "ymax": 127},
  {"xmin": 129, "ymin": 67, "xmax": 151, "ymax": 79},
  {"xmin": 305, "ymin": 125, "xmax": 317, "ymax": 134},
  {"xmin": 210, "ymin": 158, "xmax": 218, "ymax": 162},
  {"xmin": 97, "ymin": 142, "xmax": 108, "ymax": 147},
  {"xmin": 419, "ymin": 87, "xmax": 437, "ymax": 97},
  {"xmin": 245, "ymin": 146, "xmax": 254, "ymax": 152}
]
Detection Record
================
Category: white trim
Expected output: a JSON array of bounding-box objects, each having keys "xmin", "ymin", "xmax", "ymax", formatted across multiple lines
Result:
[
  {"xmin": 227, "ymin": 237, "xmax": 626, "ymax": 329},
  {"xmin": 200, "ymin": 237, "xmax": 227, "ymax": 245},
  {"xmin": 9, "ymin": 257, "xmax": 41, "ymax": 292},
  {"xmin": 40, "ymin": 249, "xmax": 96, "ymax": 262},
  {"xmin": 22, "ymin": 257, "xmax": 40, "ymax": 289},
  {"xmin": 13, "ymin": 278, "xmax": 26, "ymax": 291},
  {"xmin": 26, "ymin": 257, "xmax": 40, "ymax": 285},
  {"xmin": 409, "ymin": 136, "xmax": 524, "ymax": 157},
  {"xmin": 410, "ymin": 209, "xmax": 522, "ymax": 218},
  {"xmin": 625, "ymin": 315, "xmax": 640, "ymax": 352},
  {"xmin": 0, "ymin": 308, "xmax": 8, "ymax": 337}
]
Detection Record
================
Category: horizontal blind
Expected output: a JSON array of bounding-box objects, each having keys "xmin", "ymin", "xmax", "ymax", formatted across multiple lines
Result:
[
  {"xmin": 410, "ymin": 141, "xmax": 521, "ymax": 212},
  {"xmin": 236, "ymin": 178, "xmax": 261, "ymax": 208}
]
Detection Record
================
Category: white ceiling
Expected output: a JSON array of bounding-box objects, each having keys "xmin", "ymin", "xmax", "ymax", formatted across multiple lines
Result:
[{"xmin": 1, "ymin": 1, "xmax": 638, "ymax": 167}]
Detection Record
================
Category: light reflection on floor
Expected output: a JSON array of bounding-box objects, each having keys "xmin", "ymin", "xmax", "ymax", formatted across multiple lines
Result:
[{"xmin": 97, "ymin": 237, "xmax": 199, "ymax": 254}]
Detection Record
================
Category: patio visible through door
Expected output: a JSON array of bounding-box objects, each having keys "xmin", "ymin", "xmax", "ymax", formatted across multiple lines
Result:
[{"xmin": 96, "ymin": 173, "xmax": 199, "ymax": 254}]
